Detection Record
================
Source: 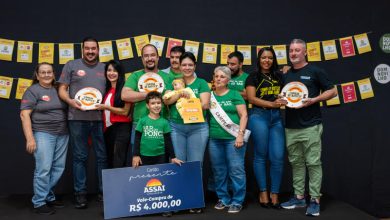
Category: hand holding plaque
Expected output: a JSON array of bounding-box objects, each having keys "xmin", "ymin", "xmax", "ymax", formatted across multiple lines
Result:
[
  {"xmin": 281, "ymin": 82, "xmax": 309, "ymax": 108},
  {"xmin": 74, "ymin": 87, "xmax": 102, "ymax": 110}
]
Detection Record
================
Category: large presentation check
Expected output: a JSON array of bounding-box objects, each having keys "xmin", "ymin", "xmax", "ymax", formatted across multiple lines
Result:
[{"xmin": 102, "ymin": 161, "xmax": 204, "ymax": 219}]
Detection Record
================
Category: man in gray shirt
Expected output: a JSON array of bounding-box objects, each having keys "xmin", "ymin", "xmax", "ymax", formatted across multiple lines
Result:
[{"xmin": 58, "ymin": 37, "xmax": 107, "ymax": 209}]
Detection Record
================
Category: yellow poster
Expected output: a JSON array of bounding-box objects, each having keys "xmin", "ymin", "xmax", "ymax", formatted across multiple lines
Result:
[
  {"xmin": 237, "ymin": 45, "xmax": 252, "ymax": 65},
  {"xmin": 181, "ymin": 98, "xmax": 205, "ymax": 124},
  {"xmin": 306, "ymin": 41, "xmax": 321, "ymax": 62},
  {"xmin": 357, "ymin": 78, "xmax": 374, "ymax": 99},
  {"xmin": 15, "ymin": 78, "xmax": 33, "ymax": 100},
  {"xmin": 354, "ymin": 33, "xmax": 372, "ymax": 54},
  {"xmin": 150, "ymin": 35, "xmax": 165, "ymax": 56},
  {"xmin": 0, "ymin": 76, "xmax": 13, "ymax": 99},
  {"xmin": 185, "ymin": 40, "xmax": 200, "ymax": 60},
  {"xmin": 98, "ymin": 41, "xmax": 114, "ymax": 62},
  {"xmin": 116, "ymin": 38, "xmax": 134, "ymax": 60},
  {"xmin": 0, "ymin": 38, "xmax": 15, "ymax": 61},
  {"xmin": 58, "ymin": 43, "xmax": 74, "ymax": 64},
  {"xmin": 17, "ymin": 41, "xmax": 33, "ymax": 63},
  {"xmin": 202, "ymin": 43, "xmax": 218, "ymax": 64},
  {"xmin": 326, "ymin": 86, "xmax": 341, "ymax": 106},
  {"xmin": 256, "ymin": 45, "xmax": 269, "ymax": 55},
  {"xmin": 322, "ymin": 40, "xmax": 338, "ymax": 60},
  {"xmin": 38, "ymin": 43, "xmax": 54, "ymax": 64},
  {"xmin": 272, "ymin": 45, "xmax": 287, "ymax": 65},
  {"xmin": 220, "ymin": 44, "xmax": 235, "ymax": 64},
  {"xmin": 134, "ymin": 35, "xmax": 150, "ymax": 57}
]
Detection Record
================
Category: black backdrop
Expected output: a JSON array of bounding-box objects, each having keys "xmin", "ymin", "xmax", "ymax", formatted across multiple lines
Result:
[{"xmin": 0, "ymin": 0, "xmax": 389, "ymax": 217}]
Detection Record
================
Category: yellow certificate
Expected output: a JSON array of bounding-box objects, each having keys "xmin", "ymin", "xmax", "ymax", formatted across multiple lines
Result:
[{"xmin": 181, "ymin": 98, "xmax": 205, "ymax": 124}]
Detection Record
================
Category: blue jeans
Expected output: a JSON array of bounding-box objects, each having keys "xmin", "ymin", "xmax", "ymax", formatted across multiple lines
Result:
[
  {"xmin": 169, "ymin": 122, "xmax": 209, "ymax": 164},
  {"xmin": 248, "ymin": 108, "xmax": 285, "ymax": 193},
  {"xmin": 32, "ymin": 132, "xmax": 69, "ymax": 208},
  {"xmin": 208, "ymin": 138, "xmax": 246, "ymax": 206},
  {"xmin": 68, "ymin": 121, "xmax": 107, "ymax": 193}
]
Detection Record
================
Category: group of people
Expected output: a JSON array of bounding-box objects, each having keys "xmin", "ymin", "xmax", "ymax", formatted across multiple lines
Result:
[{"xmin": 20, "ymin": 37, "xmax": 336, "ymax": 217}]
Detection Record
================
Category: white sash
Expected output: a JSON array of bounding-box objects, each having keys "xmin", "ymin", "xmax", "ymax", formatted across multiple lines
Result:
[{"xmin": 210, "ymin": 92, "xmax": 251, "ymax": 142}]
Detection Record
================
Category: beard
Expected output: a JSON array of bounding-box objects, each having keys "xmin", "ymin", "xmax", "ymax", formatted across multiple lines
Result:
[{"xmin": 231, "ymin": 68, "xmax": 240, "ymax": 77}]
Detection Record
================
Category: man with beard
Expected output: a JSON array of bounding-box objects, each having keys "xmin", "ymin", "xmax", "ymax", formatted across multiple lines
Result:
[
  {"xmin": 280, "ymin": 39, "xmax": 336, "ymax": 217},
  {"xmin": 122, "ymin": 44, "xmax": 173, "ymax": 154},
  {"xmin": 58, "ymin": 37, "xmax": 107, "ymax": 209},
  {"xmin": 227, "ymin": 51, "xmax": 249, "ymax": 100}
]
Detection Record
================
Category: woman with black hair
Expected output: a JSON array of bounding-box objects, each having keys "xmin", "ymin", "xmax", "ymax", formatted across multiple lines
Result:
[
  {"xmin": 245, "ymin": 47, "xmax": 286, "ymax": 209},
  {"xmin": 96, "ymin": 60, "xmax": 132, "ymax": 168}
]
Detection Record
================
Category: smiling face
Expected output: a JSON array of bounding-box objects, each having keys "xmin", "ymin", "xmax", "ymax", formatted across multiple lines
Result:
[
  {"xmin": 180, "ymin": 57, "xmax": 196, "ymax": 78},
  {"xmin": 146, "ymin": 97, "xmax": 162, "ymax": 115},
  {"xmin": 36, "ymin": 64, "xmax": 55, "ymax": 87},
  {"xmin": 170, "ymin": 51, "xmax": 182, "ymax": 71},
  {"xmin": 259, "ymin": 50, "xmax": 274, "ymax": 73},
  {"xmin": 289, "ymin": 42, "xmax": 307, "ymax": 66},
  {"xmin": 82, "ymin": 41, "xmax": 99, "ymax": 65},
  {"xmin": 106, "ymin": 64, "xmax": 118, "ymax": 84},
  {"xmin": 142, "ymin": 45, "xmax": 159, "ymax": 71}
]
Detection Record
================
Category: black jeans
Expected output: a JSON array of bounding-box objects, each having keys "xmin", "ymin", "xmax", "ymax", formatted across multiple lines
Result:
[{"xmin": 104, "ymin": 122, "xmax": 131, "ymax": 168}]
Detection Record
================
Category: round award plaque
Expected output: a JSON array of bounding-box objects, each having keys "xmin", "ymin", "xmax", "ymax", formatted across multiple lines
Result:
[
  {"xmin": 138, "ymin": 72, "xmax": 165, "ymax": 93},
  {"xmin": 74, "ymin": 87, "xmax": 102, "ymax": 110},
  {"xmin": 281, "ymin": 82, "xmax": 309, "ymax": 108}
]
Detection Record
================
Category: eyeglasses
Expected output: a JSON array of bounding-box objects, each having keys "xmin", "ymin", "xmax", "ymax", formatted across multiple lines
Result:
[{"xmin": 38, "ymin": 71, "xmax": 54, "ymax": 76}]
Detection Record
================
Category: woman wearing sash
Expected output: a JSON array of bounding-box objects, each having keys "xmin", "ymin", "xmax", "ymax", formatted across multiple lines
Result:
[
  {"xmin": 245, "ymin": 47, "xmax": 286, "ymax": 209},
  {"xmin": 164, "ymin": 52, "xmax": 210, "ymax": 213},
  {"xmin": 209, "ymin": 66, "xmax": 248, "ymax": 214},
  {"xmin": 96, "ymin": 60, "xmax": 132, "ymax": 168}
]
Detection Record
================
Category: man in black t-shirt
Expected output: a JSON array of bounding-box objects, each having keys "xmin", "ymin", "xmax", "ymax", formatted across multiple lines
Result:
[{"xmin": 280, "ymin": 39, "xmax": 336, "ymax": 217}]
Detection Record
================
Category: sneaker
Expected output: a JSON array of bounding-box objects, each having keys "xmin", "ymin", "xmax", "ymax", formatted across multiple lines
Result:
[
  {"xmin": 34, "ymin": 204, "xmax": 55, "ymax": 215},
  {"xmin": 281, "ymin": 196, "xmax": 306, "ymax": 209},
  {"xmin": 74, "ymin": 193, "xmax": 88, "ymax": 209},
  {"xmin": 162, "ymin": 211, "xmax": 173, "ymax": 217},
  {"xmin": 227, "ymin": 204, "xmax": 242, "ymax": 214},
  {"xmin": 214, "ymin": 200, "xmax": 228, "ymax": 210},
  {"xmin": 189, "ymin": 208, "xmax": 202, "ymax": 213},
  {"xmin": 47, "ymin": 200, "xmax": 65, "ymax": 208},
  {"xmin": 306, "ymin": 199, "xmax": 320, "ymax": 216}
]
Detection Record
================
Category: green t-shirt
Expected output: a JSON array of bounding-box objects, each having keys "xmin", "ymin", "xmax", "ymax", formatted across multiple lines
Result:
[
  {"xmin": 209, "ymin": 90, "xmax": 245, "ymax": 139},
  {"xmin": 136, "ymin": 116, "xmax": 171, "ymax": 156},
  {"xmin": 228, "ymin": 72, "xmax": 249, "ymax": 92},
  {"xmin": 169, "ymin": 77, "xmax": 211, "ymax": 124},
  {"xmin": 168, "ymin": 69, "xmax": 183, "ymax": 79},
  {"xmin": 124, "ymin": 70, "xmax": 174, "ymax": 123}
]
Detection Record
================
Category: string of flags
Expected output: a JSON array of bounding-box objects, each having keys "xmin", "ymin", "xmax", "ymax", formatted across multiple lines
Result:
[
  {"xmin": 0, "ymin": 32, "xmax": 372, "ymax": 65},
  {"xmin": 0, "ymin": 75, "xmax": 375, "ymax": 105}
]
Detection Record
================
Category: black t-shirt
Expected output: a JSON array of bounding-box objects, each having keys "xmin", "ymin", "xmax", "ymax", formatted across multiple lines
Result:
[
  {"xmin": 281, "ymin": 63, "xmax": 334, "ymax": 128},
  {"xmin": 245, "ymin": 71, "xmax": 282, "ymax": 103}
]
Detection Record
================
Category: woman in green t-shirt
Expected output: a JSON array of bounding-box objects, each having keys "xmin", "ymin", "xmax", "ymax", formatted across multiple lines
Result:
[{"xmin": 208, "ymin": 66, "xmax": 248, "ymax": 214}]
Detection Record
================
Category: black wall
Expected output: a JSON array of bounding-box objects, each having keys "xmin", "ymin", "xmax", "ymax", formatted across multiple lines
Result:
[{"xmin": 0, "ymin": 0, "xmax": 389, "ymax": 217}]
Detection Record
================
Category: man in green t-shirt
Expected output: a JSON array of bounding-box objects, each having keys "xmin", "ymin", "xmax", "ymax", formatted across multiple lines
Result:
[
  {"xmin": 122, "ymin": 44, "xmax": 174, "ymax": 151},
  {"xmin": 162, "ymin": 46, "xmax": 185, "ymax": 79},
  {"xmin": 227, "ymin": 51, "xmax": 249, "ymax": 100}
]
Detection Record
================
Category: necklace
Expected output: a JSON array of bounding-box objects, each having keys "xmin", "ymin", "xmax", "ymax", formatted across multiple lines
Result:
[{"xmin": 261, "ymin": 72, "xmax": 272, "ymax": 81}]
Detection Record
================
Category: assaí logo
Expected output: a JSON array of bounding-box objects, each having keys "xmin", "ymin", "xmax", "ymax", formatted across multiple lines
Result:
[{"xmin": 144, "ymin": 178, "xmax": 165, "ymax": 195}]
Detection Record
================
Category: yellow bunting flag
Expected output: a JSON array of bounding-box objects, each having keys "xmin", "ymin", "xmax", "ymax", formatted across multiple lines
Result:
[
  {"xmin": 357, "ymin": 78, "xmax": 374, "ymax": 99},
  {"xmin": 125, "ymin": 72, "xmax": 132, "ymax": 80},
  {"xmin": 341, "ymin": 82, "xmax": 357, "ymax": 103},
  {"xmin": 38, "ymin": 43, "xmax": 54, "ymax": 64},
  {"xmin": 272, "ymin": 45, "xmax": 287, "ymax": 65},
  {"xmin": 306, "ymin": 41, "xmax": 321, "ymax": 62},
  {"xmin": 202, "ymin": 43, "xmax": 218, "ymax": 64},
  {"xmin": 98, "ymin": 41, "xmax": 114, "ymax": 62},
  {"xmin": 326, "ymin": 86, "xmax": 341, "ymax": 106},
  {"xmin": 0, "ymin": 38, "xmax": 15, "ymax": 61},
  {"xmin": 237, "ymin": 45, "xmax": 252, "ymax": 65},
  {"xmin": 322, "ymin": 40, "xmax": 338, "ymax": 60},
  {"xmin": 150, "ymin": 35, "xmax": 166, "ymax": 56},
  {"xmin": 116, "ymin": 38, "xmax": 134, "ymax": 60},
  {"xmin": 220, "ymin": 44, "xmax": 235, "ymax": 64},
  {"xmin": 0, "ymin": 76, "xmax": 13, "ymax": 99},
  {"xmin": 339, "ymin": 36, "xmax": 356, "ymax": 57},
  {"xmin": 256, "ymin": 45, "xmax": 269, "ymax": 55},
  {"xmin": 184, "ymin": 40, "xmax": 200, "ymax": 60},
  {"xmin": 134, "ymin": 35, "xmax": 150, "ymax": 57},
  {"xmin": 165, "ymin": 38, "xmax": 183, "ymax": 58},
  {"xmin": 58, "ymin": 43, "xmax": 74, "ymax": 64},
  {"xmin": 17, "ymin": 41, "xmax": 33, "ymax": 63},
  {"xmin": 15, "ymin": 78, "xmax": 33, "ymax": 100},
  {"xmin": 354, "ymin": 33, "xmax": 372, "ymax": 54}
]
